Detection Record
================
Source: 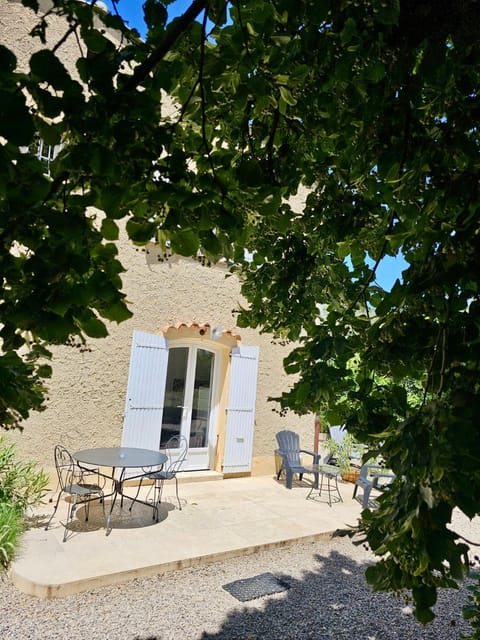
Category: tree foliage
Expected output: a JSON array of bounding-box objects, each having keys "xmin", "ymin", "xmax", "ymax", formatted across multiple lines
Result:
[{"xmin": 2, "ymin": 0, "xmax": 480, "ymax": 627}]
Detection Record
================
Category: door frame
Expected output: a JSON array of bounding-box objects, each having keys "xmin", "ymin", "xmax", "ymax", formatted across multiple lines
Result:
[{"xmin": 165, "ymin": 339, "xmax": 222, "ymax": 471}]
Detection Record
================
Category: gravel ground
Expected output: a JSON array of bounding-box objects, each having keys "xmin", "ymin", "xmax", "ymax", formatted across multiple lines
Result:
[{"xmin": 1, "ymin": 512, "xmax": 479, "ymax": 640}]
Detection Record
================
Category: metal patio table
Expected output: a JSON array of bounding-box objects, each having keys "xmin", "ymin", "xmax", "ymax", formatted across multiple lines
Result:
[
  {"xmin": 305, "ymin": 463, "xmax": 343, "ymax": 506},
  {"xmin": 73, "ymin": 447, "xmax": 168, "ymax": 535}
]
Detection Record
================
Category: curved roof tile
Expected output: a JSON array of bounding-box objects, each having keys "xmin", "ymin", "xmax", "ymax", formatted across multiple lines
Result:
[{"xmin": 162, "ymin": 322, "xmax": 241, "ymax": 343}]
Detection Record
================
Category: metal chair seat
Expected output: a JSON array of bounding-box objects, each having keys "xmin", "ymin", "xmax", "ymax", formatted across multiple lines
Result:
[
  {"xmin": 131, "ymin": 435, "xmax": 188, "ymax": 513},
  {"xmin": 45, "ymin": 445, "xmax": 107, "ymax": 542}
]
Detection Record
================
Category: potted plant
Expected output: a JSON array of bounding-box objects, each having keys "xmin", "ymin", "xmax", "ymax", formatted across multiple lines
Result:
[{"xmin": 326, "ymin": 432, "xmax": 363, "ymax": 483}]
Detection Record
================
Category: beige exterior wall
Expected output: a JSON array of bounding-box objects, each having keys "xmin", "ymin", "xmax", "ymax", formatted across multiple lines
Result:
[
  {"xmin": 1, "ymin": 0, "xmax": 316, "ymax": 479},
  {"xmin": 1, "ymin": 1, "xmax": 111, "ymax": 74},
  {"xmin": 7, "ymin": 226, "xmax": 315, "ymax": 479}
]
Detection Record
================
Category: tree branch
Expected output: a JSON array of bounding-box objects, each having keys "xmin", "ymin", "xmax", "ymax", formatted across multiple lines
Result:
[
  {"xmin": 198, "ymin": 9, "xmax": 226, "ymax": 198},
  {"xmin": 121, "ymin": 0, "xmax": 208, "ymax": 93},
  {"xmin": 347, "ymin": 99, "xmax": 412, "ymax": 312},
  {"xmin": 266, "ymin": 108, "xmax": 280, "ymax": 180}
]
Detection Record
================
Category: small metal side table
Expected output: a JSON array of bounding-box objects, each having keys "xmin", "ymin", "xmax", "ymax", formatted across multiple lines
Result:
[{"xmin": 306, "ymin": 464, "xmax": 343, "ymax": 506}]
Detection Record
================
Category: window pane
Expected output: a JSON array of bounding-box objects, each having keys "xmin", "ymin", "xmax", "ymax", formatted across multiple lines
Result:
[
  {"xmin": 190, "ymin": 349, "xmax": 214, "ymax": 448},
  {"xmin": 161, "ymin": 348, "xmax": 188, "ymax": 447}
]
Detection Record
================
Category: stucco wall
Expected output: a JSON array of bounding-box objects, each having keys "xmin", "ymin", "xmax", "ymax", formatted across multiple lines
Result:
[
  {"xmin": 1, "ymin": 0, "xmax": 316, "ymax": 478},
  {"xmin": 7, "ymin": 225, "xmax": 315, "ymax": 477},
  {"xmin": 1, "ymin": 0, "xmax": 112, "ymax": 74}
]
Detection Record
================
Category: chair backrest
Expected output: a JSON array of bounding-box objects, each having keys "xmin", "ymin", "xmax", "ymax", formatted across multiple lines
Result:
[
  {"xmin": 275, "ymin": 430, "xmax": 301, "ymax": 466},
  {"xmin": 163, "ymin": 435, "xmax": 189, "ymax": 475},
  {"xmin": 54, "ymin": 444, "xmax": 78, "ymax": 491},
  {"xmin": 328, "ymin": 425, "xmax": 347, "ymax": 444}
]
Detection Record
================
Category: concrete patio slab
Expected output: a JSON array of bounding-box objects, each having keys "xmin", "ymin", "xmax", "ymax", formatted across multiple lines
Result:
[{"xmin": 8, "ymin": 474, "xmax": 364, "ymax": 599}]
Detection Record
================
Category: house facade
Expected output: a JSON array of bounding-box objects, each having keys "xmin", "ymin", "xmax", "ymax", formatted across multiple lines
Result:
[
  {"xmin": 1, "ymin": 0, "xmax": 314, "ymax": 479},
  {"xmin": 7, "ymin": 227, "xmax": 313, "ymax": 479}
]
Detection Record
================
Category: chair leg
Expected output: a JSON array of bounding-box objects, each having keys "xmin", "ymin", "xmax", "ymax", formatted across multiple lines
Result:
[
  {"xmin": 63, "ymin": 496, "xmax": 78, "ymax": 543},
  {"xmin": 353, "ymin": 479, "xmax": 374, "ymax": 509},
  {"xmin": 129, "ymin": 478, "xmax": 144, "ymax": 512},
  {"xmin": 92, "ymin": 491, "xmax": 107, "ymax": 532},
  {"xmin": 326, "ymin": 475, "xmax": 332, "ymax": 506},
  {"xmin": 362, "ymin": 484, "xmax": 373, "ymax": 509},
  {"xmin": 175, "ymin": 477, "xmax": 181, "ymax": 510},
  {"xmin": 334, "ymin": 475, "xmax": 343, "ymax": 503},
  {"xmin": 319, "ymin": 472, "xmax": 325, "ymax": 497},
  {"xmin": 45, "ymin": 491, "xmax": 63, "ymax": 530},
  {"xmin": 48, "ymin": 478, "xmax": 60, "ymax": 504},
  {"xmin": 149, "ymin": 480, "xmax": 159, "ymax": 520},
  {"xmin": 155, "ymin": 479, "xmax": 165, "ymax": 505},
  {"xmin": 285, "ymin": 469, "xmax": 293, "ymax": 489}
]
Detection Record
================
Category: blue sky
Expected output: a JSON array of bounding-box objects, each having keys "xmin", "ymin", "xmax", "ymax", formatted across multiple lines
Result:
[
  {"xmin": 103, "ymin": 1, "xmax": 192, "ymax": 36},
  {"xmin": 367, "ymin": 254, "xmax": 408, "ymax": 290}
]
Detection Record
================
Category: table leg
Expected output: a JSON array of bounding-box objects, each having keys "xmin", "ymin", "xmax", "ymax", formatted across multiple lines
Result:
[
  {"xmin": 306, "ymin": 471, "xmax": 343, "ymax": 506},
  {"xmin": 111, "ymin": 471, "xmax": 159, "ymax": 524}
]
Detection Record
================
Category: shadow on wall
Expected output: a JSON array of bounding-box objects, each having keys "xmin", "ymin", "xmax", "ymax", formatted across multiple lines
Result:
[{"xmin": 133, "ymin": 545, "xmax": 472, "ymax": 640}]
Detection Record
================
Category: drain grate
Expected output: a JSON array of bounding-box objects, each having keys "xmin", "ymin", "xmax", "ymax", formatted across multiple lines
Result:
[{"xmin": 222, "ymin": 572, "xmax": 291, "ymax": 602}]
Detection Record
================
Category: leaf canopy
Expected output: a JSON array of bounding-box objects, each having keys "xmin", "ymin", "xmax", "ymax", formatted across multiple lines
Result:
[{"xmin": 1, "ymin": 0, "xmax": 480, "ymax": 627}]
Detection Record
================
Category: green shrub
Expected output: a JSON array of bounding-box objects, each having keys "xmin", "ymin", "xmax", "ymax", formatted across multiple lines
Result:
[
  {"xmin": 0, "ymin": 503, "xmax": 24, "ymax": 568},
  {"xmin": 0, "ymin": 436, "xmax": 49, "ymax": 567}
]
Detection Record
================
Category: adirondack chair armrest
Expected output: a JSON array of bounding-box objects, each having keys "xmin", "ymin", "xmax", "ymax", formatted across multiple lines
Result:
[
  {"xmin": 363, "ymin": 464, "xmax": 383, "ymax": 473},
  {"xmin": 299, "ymin": 449, "xmax": 321, "ymax": 465},
  {"xmin": 275, "ymin": 448, "xmax": 320, "ymax": 468}
]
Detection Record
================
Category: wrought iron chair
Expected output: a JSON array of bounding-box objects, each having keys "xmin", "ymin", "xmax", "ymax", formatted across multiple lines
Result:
[
  {"xmin": 275, "ymin": 430, "xmax": 321, "ymax": 489},
  {"xmin": 133, "ymin": 435, "xmax": 189, "ymax": 512},
  {"xmin": 45, "ymin": 445, "xmax": 106, "ymax": 542}
]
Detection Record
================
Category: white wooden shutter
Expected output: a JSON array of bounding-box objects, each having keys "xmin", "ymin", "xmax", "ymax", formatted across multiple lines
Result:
[
  {"xmin": 223, "ymin": 346, "xmax": 260, "ymax": 474},
  {"xmin": 121, "ymin": 331, "xmax": 169, "ymax": 452}
]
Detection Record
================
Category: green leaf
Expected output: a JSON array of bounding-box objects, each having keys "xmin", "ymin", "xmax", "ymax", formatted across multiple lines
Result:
[
  {"xmin": 170, "ymin": 229, "xmax": 200, "ymax": 256},
  {"xmin": 199, "ymin": 230, "xmax": 223, "ymax": 258},
  {"xmin": 377, "ymin": 0, "xmax": 400, "ymax": 25},
  {"xmin": 236, "ymin": 159, "xmax": 264, "ymax": 187},
  {"xmin": 341, "ymin": 17, "xmax": 356, "ymax": 45},
  {"xmin": 0, "ymin": 91, "xmax": 35, "ymax": 145},
  {"xmin": 126, "ymin": 218, "xmax": 157, "ymax": 244},
  {"xmin": 0, "ymin": 45, "xmax": 17, "ymax": 74},
  {"xmin": 294, "ymin": 381, "xmax": 311, "ymax": 404},
  {"xmin": 366, "ymin": 61, "xmax": 385, "ymax": 83},
  {"xmin": 336, "ymin": 241, "xmax": 351, "ymax": 259},
  {"xmin": 81, "ymin": 29, "xmax": 110, "ymax": 54},
  {"xmin": 36, "ymin": 364, "xmax": 52, "ymax": 378},
  {"xmin": 279, "ymin": 86, "xmax": 296, "ymax": 106},
  {"xmin": 78, "ymin": 316, "xmax": 109, "ymax": 338},
  {"xmin": 143, "ymin": 0, "xmax": 167, "ymax": 30},
  {"xmin": 99, "ymin": 186, "xmax": 128, "ymax": 219},
  {"xmin": 101, "ymin": 301, "xmax": 133, "ymax": 323},
  {"xmin": 101, "ymin": 218, "xmax": 119, "ymax": 241},
  {"xmin": 29, "ymin": 50, "xmax": 70, "ymax": 89},
  {"xmin": 36, "ymin": 120, "xmax": 64, "ymax": 146}
]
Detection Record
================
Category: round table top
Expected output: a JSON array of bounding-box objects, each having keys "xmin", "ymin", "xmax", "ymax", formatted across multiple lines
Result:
[
  {"xmin": 73, "ymin": 447, "xmax": 168, "ymax": 468},
  {"xmin": 307, "ymin": 463, "xmax": 342, "ymax": 476}
]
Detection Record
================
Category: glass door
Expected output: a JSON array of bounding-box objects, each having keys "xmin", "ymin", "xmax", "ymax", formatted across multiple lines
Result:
[{"xmin": 160, "ymin": 346, "xmax": 216, "ymax": 469}]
